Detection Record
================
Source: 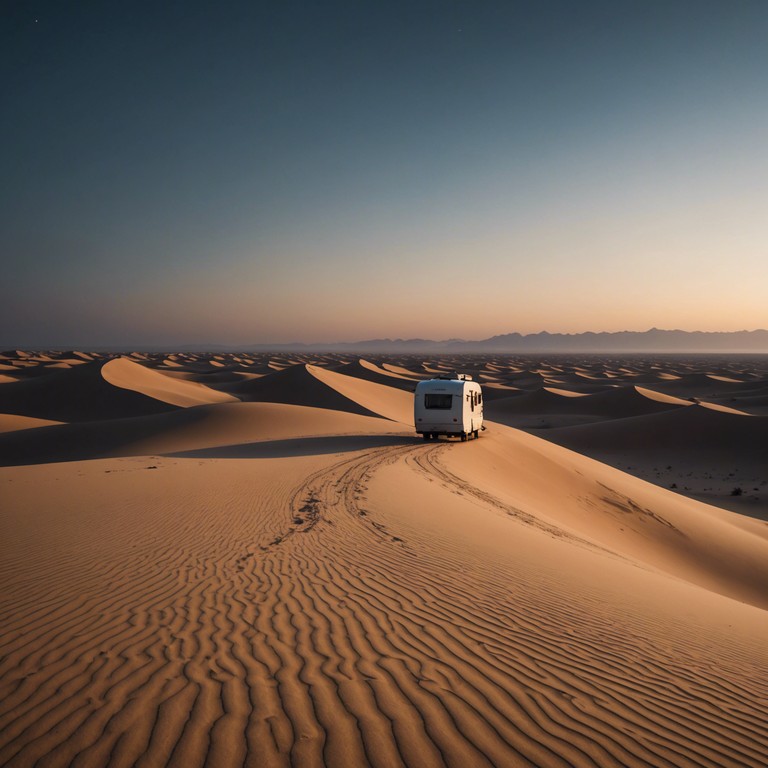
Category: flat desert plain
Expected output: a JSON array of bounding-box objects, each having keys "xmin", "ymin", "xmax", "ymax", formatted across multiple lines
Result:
[{"xmin": 1, "ymin": 350, "xmax": 767, "ymax": 767}]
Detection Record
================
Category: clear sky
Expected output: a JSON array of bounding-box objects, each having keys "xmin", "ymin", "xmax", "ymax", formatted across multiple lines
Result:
[{"xmin": 2, "ymin": 0, "xmax": 767, "ymax": 346}]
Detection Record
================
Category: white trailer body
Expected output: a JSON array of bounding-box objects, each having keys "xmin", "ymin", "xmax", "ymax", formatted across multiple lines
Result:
[{"xmin": 414, "ymin": 375, "xmax": 484, "ymax": 441}]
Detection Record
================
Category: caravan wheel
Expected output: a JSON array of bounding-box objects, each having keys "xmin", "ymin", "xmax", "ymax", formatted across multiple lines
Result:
[{"xmin": 460, "ymin": 433, "xmax": 467, "ymax": 442}]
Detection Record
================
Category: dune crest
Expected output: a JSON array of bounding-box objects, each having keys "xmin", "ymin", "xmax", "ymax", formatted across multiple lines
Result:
[
  {"xmin": 634, "ymin": 385, "xmax": 692, "ymax": 406},
  {"xmin": 308, "ymin": 364, "xmax": 414, "ymax": 425},
  {"xmin": 2, "ymin": 423, "xmax": 767, "ymax": 767},
  {"xmin": 0, "ymin": 414, "xmax": 64, "ymax": 433},
  {"xmin": 0, "ymin": 401, "xmax": 409, "ymax": 466},
  {"xmin": 102, "ymin": 357, "xmax": 237, "ymax": 407},
  {"xmin": 1, "ymin": 350, "xmax": 767, "ymax": 767}
]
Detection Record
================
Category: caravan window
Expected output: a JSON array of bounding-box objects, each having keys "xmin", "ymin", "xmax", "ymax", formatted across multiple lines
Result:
[{"xmin": 424, "ymin": 394, "xmax": 453, "ymax": 409}]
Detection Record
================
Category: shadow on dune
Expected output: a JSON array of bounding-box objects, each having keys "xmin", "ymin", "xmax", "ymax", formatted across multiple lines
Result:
[
  {"xmin": 167, "ymin": 434, "xmax": 420, "ymax": 459},
  {"xmin": 216, "ymin": 363, "xmax": 380, "ymax": 417},
  {"xmin": 0, "ymin": 408, "xmax": 211, "ymax": 466},
  {"xmin": 0, "ymin": 360, "xmax": 179, "ymax": 422},
  {"xmin": 0, "ymin": 405, "xmax": 416, "ymax": 466}
]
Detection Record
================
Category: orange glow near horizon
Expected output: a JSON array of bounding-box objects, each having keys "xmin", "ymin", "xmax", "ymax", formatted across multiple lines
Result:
[{"xmin": 4, "ymin": 3, "xmax": 768, "ymax": 348}]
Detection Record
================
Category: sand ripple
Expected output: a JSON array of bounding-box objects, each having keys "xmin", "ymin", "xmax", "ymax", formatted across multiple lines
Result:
[{"xmin": 2, "ymin": 440, "xmax": 766, "ymax": 767}]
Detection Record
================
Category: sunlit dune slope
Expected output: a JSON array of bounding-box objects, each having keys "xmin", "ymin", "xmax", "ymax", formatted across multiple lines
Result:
[
  {"xmin": 382, "ymin": 362, "xmax": 425, "ymax": 376},
  {"xmin": 336, "ymin": 359, "xmax": 422, "ymax": 390},
  {"xmin": 358, "ymin": 359, "xmax": 423, "ymax": 382},
  {"xmin": 102, "ymin": 357, "xmax": 238, "ymax": 407},
  {"xmin": 0, "ymin": 357, "xmax": 235, "ymax": 422},
  {"xmin": 309, "ymin": 364, "xmax": 414, "ymax": 425},
  {"xmin": 451, "ymin": 422, "xmax": 768, "ymax": 609},
  {"xmin": 2, "ymin": 417, "xmax": 767, "ymax": 766},
  {"xmin": 0, "ymin": 360, "xmax": 179, "ymax": 421},
  {"xmin": 215, "ymin": 363, "xmax": 382, "ymax": 417},
  {"xmin": 0, "ymin": 414, "xmax": 64, "ymax": 433},
  {"xmin": 155, "ymin": 368, "xmax": 264, "ymax": 385},
  {"xmin": 2, "ymin": 351, "xmax": 768, "ymax": 767}
]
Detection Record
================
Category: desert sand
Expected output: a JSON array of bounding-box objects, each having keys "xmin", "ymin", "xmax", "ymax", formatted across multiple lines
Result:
[{"xmin": 1, "ymin": 350, "xmax": 767, "ymax": 767}]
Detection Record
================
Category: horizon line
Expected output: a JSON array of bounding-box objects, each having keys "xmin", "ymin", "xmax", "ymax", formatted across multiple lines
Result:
[{"xmin": 4, "ymin": 327, "xmax": 768, "ymax": 352}]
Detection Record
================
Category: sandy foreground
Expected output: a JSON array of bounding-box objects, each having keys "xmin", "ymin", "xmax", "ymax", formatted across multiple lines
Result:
[{"xmin": 1, "ymin": 351, "xmax": 767, "ymax": 767}]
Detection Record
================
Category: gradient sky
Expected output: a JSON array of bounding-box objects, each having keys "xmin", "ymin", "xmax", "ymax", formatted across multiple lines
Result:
[{"xmin": 2, "ymin": 0, "xmax": 767, "ymax": 346}]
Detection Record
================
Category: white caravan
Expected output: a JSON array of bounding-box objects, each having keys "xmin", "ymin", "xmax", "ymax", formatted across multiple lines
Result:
[{"xmin": 414, "ymin": 374, "xmax": 484, "ymax": 441}]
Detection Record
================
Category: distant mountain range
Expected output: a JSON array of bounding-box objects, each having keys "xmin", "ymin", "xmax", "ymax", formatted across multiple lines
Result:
[
  {"xmin": 10, "ymin": 329, "xmax": 768, "ymax": 354},
  {"xmin": 241, "ymin": 329, "xmax": 768, "ymax": 354}
]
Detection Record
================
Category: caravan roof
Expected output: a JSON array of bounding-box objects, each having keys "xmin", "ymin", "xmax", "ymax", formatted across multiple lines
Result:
[{"xmin": 433, "ymin": 372, "xmax": 473, "ymax": 381}]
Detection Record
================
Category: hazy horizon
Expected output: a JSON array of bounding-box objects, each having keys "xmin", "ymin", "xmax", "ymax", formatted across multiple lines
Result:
[
  {"xmin": 3, "ymin": 1, "xmax": 768, "ymax": 345},
  {"xmin": 5, "ymin": 327, "xmax": 768, "ymax": 353}
]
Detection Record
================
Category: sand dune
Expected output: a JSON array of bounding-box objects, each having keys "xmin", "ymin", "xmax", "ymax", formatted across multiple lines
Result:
[
  {"xmin": 706, "ymin": 385, "xmax": 768, "ymax": 415},
  {"xmin": 504, "ymin": 372, "xmax": 551, "ymax": 389},
  {"xmin": 633, "ymin": 385, "xmax": 692, "ymax": 406},
  {"xmin": 648, "ymin": 373, "xmax": 768, "ymax": 398},
  {"xmin": 0, "ymin": 362, "xmax": 78, "ymax": 379},
  {"xmin": 358, "ymin": 359, "xmax": 423, "ymax": 383},
  {"xmin": 382, "ymin": 362, "xmax": 425, "ymax": 376},
  {"xmin": 318, "ymin": 359, "xmax": 421, "ymax": 392},
  {"xmin": 0, "ymin": 402, "xmax": 404, "ymax": 466},
  {"xmin": 0, "ymin": 360, "xmax": 180, "ymax": 422},
  {"xmin": 545, "ymin": 405, "xmax": 768, "ymax": 517},
  {"xmin": 698, "ymin": 401, "xmax": 750, "ymax": 415},
  {"xmin": 486, "ymin": 384, "xmax": 690, "ymax": 428},
  {"xmin": 539, "ymin": 386, "xmax": 587, "ymax": 397},
  {"xmin": 0, "ymin": 413, "xmax": 64, "ymax": 433},
  {"xmin": 218, "ymin": 362, "xmax": 415, "ymax": 425},
  {"xmin": 1, "ymin": 350, "xmax": 767, "ymax": 767},
  {"xmin": 486, "ymin": 388, "xmax": 596, "ymax": 429},
  {"xmin": 442, "ymin": 424, "xmax": 768, "ymax": 607},
  {"xmin": 309, "ymin": 364, "xmax": 414, "ymax": 425},
  {"xmin": 481, "ymin": 381, "xmax": 521, "ymax": 392},
  {"xmin": 2, "ymin": 418, "xmax": 767, "ymax": 767},
  {"xmin": 547, "ymin": 403, "xmax": 767, "ymax": 460},
  {"xmin": 102, "ymin": 357, "xmax": 238, "ymax": 407},
  {"xmin": 157, "ymin": 368, "xmax": 263, "ymax": 384},
  {"xmin": 0, "ymin": 357, "xmax": 235, "ymax": 423},
  {"xmin": 218, "ymin": 363, "xmax": 381, "ymax": 418}
]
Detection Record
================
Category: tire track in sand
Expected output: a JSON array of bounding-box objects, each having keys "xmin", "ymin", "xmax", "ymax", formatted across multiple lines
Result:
[{"xmin": 1, "ymin": 444, "xmax": 767, "ymax": 767}]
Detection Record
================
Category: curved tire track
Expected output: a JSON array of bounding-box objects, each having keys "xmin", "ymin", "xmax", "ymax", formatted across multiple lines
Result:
[{"xmin": 1, "ymin": 444, "xmax": 766, "ymax": 767}]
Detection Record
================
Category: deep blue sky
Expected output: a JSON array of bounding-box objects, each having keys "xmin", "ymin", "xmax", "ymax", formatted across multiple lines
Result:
[{"xmin": 3, "ymin": 1, "xmax": 767, "ymax": 346}]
